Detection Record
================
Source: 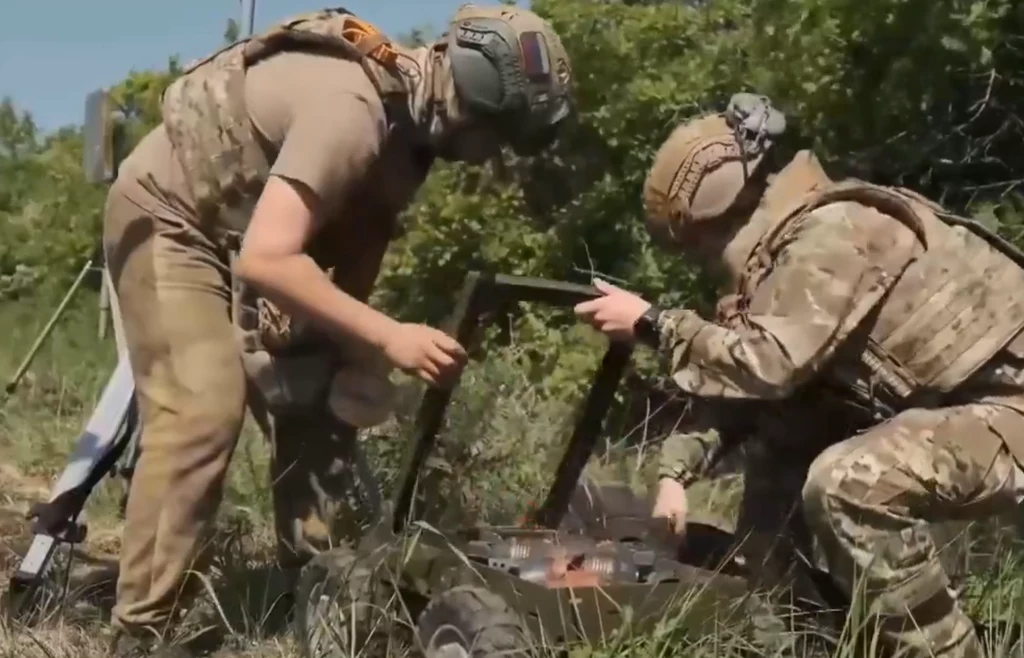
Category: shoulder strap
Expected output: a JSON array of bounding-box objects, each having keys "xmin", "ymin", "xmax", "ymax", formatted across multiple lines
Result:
[
  {"xmin": 795, "ymin": 180, "xmax": 930, "ymax": 249},
  {"xmin": 736, "ymin": 179, "xmax": 930, "ymax": 303},
  {"xmin": 241, "ymin": 8, "xmax": 406, "ymax": 96},
  {"xmin": 175, "ymin": 8, "xmax": 406, "ymax": 94}
]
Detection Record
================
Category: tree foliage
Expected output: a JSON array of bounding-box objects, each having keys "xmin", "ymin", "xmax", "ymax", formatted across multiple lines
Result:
[
  {"xmin": 381, "ymin": 0, "xmax": 1024, "ymax": 393},
  {"xmin": 0, "ymin": 58, "xmax": 179, "ymax": 300},
  {"xmin": 2, "ymin": 0, "xmax": 1023, "ymax": 393}
]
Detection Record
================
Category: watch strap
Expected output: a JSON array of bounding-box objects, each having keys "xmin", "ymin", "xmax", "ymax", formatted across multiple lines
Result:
[{"xmin": 634, "ymin": 305, "xmax": 664, "ymax": 349}]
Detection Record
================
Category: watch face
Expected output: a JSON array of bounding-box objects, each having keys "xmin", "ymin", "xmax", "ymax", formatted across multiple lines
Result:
[
  {"xmin": 635, "ymin": 309, "xmax": 660, "ymax": 346},
  {"xmin": 650, "ymin": 309, "xmax": 665, "ymax": 334}
]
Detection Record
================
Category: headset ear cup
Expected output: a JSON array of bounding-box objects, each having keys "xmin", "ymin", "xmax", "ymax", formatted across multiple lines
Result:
[
  {"xmin": 444, "ymin": 7, "xmax": 573, "ymax": 154},
  {"xmin": 448, "ymin": 43, "xmax": 506, "ymax": 114},
  {"xmin": 447, "ymin": 18, "xmax": 529, "ymax": 117}
]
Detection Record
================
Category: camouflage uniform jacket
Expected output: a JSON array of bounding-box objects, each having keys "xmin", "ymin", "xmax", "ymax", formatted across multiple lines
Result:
[{"xmin": 657, "ymin": 151, "xmax": 1024, "ymax": 484}]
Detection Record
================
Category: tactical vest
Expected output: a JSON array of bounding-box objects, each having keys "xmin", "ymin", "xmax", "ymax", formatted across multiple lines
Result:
[
  {"xmin": 739, "ymin": 177, "xmax": 1024, "ymax": 411},
  {"xmin": 160, "ymin": 8, "xmax": 409, "ymax": 230},
  {"xmin": 160, "ymin": 10, "xmax": 421, "ymax": 417}
]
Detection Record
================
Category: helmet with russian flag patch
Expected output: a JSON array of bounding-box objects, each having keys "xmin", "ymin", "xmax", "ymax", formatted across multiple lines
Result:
[{"xmin": 445, "ymin": 3, "xmax": 574, "ymax": 155}]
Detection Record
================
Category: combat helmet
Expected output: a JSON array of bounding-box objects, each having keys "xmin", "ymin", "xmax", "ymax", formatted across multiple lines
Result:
[
  {"xmin": 643, "ymin": 93, "xmax": 786, "ymax": 252},
  {"xmin": 441, "ymin": 3, "xmax": 574, "ymax": 155}
]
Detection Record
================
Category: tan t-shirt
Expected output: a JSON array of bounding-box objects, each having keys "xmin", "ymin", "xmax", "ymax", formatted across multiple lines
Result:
[{"xmin": 115, "ymin": 50, "xmax": 430, "ymax": 297}]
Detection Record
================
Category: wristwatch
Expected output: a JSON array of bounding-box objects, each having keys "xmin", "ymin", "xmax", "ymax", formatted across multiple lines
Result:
[{"xmin": 633, "ymin": 305, "xmax": 665, "ymax": 349}]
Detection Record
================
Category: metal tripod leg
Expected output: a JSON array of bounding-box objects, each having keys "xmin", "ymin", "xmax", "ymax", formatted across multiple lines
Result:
[
  {"xmin": 4, "ymin": 260, "xmax": 95, "ymax": 397},
  {"xmin": 5, "ymin": 257, "xmax": 125, "ymax": 399}
]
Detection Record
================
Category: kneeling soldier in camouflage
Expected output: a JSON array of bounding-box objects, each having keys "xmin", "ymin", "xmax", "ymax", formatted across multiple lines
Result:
[
  {"xmin": 576, "ymin": 93, "xmax": 1024, "ymax": 657},
  {"xmin": 102, "ymin": 5, "xmax": 574, "ymax": 655}
]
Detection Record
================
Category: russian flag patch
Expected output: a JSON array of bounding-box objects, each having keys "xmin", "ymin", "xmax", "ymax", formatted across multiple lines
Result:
[{"xmin": 519, "ymin": 31, "xmax": 550, "ymax": 80}]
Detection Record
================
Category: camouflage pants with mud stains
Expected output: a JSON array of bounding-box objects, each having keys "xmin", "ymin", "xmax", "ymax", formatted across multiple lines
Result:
[{"xmin": 802, "ymin": 402, "xmax": 1024, "ymax": 658}]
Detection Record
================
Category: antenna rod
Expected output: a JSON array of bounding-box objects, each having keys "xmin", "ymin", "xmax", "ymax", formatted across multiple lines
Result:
[{"xmin": 241, "ymin": 0, "xmax": 256, "ymax": 37}]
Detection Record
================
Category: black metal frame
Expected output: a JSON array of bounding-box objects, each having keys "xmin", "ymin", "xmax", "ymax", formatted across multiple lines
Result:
[{"xmin": 389, "ymin": 271, "xmax": 633, "ymax": 534}]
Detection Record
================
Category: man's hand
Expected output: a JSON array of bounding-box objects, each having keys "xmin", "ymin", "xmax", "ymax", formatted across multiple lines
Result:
[
  {"xmin": 380, "ymin": 323, "xmax": 468, "ymax": 388},
  {"xmin": 573, "ymin": 278, "xmax": 652, "ymax": 342},
  {"xmin": 652, "ymin": 477, "xmax": 688, "ymax": 536}
]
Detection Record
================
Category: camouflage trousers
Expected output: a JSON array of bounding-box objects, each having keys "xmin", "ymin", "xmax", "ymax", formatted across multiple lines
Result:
[
  {"xmin": 801, "ymin": 402, "xmax": 1024, "ymax": 658},
  {"xmin": 103, "ymin": 181, "xmax": 373, "ymax": 637}
]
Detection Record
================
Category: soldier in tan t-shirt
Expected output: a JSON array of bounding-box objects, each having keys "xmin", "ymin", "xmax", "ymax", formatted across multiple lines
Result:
[{"xmin": 102, "ymin": 6, "xmax": 574, "ymax": 656}]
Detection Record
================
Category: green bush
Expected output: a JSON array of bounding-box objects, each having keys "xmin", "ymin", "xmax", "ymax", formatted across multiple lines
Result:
[{"xmin": 2, "ymin": 0, "xmax": 1023, "ymax": 474}]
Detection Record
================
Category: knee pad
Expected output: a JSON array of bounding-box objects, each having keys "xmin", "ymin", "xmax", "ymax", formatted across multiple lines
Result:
[
  {"xmin": 875, "ymin": 560, "xmax": 951, "ymax": 615},
  {"xmin": 800, "ymin": 441, "xmax": 852, "ymax": 523}
]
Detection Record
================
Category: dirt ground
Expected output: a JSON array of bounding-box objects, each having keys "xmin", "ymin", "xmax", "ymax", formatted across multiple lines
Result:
[{"xmin": 0, "ymin": 462, "xmax": 301, "ymax": 658}]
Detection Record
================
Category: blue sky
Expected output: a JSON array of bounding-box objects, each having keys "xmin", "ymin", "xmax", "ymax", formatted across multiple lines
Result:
[{"xmin": 0, "ymin": 1, "xmax": 525, "ymax": 133}]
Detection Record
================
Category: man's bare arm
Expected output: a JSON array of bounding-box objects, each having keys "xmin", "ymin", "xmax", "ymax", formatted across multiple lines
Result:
[{"xmin": 234, "ymin": 175, "xmax": 400, "ymax": 351}]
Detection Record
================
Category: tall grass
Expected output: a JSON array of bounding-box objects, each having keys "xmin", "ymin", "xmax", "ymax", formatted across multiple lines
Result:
[{"xmin": 0, "ymin": 293, "xmax": 1021, "ymax": 657}]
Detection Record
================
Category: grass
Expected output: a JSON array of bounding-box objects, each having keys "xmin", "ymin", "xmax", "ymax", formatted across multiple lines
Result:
[{"xmin": 0, "ymin": 290, "xmax": 1022, "ymax": 657}]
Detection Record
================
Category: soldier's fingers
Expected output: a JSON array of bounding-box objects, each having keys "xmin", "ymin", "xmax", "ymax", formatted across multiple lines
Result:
[
  {"xmin": 417, "ymin": 356, "xmax": 442, "ymax": 381},
  {"xmin": 574, "ymin": 298, "xmax": 603, "ymax": 315},
  {"xmin": 653, "ymin": 514, "xmax": 676, "ymax": 540},
  {"xmin": 416, "ymin": 368, "xmax": 439, "ymax": 387},
  {"xmin": 431, "ymin": 331, "xmax": 467, "ymax": 358},
  {"xmin": 434, "ymin": 350, "xmax": 466, "ymax": 385},
  {"xmin": 434, "ymin": 349, "xmax": 468, "ymax": 387},
  {"xmin": 427, "ymin": 343, "xmax": 458, "ymax": 371},
  {"xmin": 593, "ymin": 278, "xmax": 624, "ymax": 295},
  {"xmin": 579, "ymin": 304, "xmax": 608, "ymax": 324}
]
